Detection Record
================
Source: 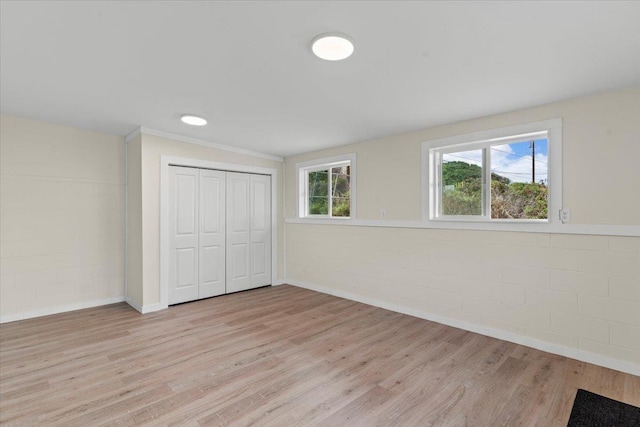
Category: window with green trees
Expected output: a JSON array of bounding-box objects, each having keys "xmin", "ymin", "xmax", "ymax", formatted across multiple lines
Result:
[
  {"xmin": 299, "ymin": 157, "xmax": 353, "ymax": 218},
  {"xmin": 431, "ymin": 132, "xmax": 551, "ymax": 221},
  {"xmin": 307, "ymin": 166, "xmax": 351, "ymax": 216}
]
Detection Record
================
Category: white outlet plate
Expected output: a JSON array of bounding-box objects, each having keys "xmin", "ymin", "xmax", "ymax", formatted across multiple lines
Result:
[{"xmin": 560, "ymin": 208, "xmax": 571, "ymax": 222}]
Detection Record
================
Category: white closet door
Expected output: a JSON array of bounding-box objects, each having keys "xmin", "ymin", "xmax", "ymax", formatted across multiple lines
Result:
[
  {"xmin": 169, "ymin": 166, "xmax": 199, "ymax": 305},
  {"xmin": 226, "ymin": 172, "xmax": 252, "ymax": 293},
  {"xmin": 250, "ymin": 174, "xmax": 271, "ymax": 287},
  {"xmin": 198, "ymin": 169, "xmax": 226, "ymax": 299}
]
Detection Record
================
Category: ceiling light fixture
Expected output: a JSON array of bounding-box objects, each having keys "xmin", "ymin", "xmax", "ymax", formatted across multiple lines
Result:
[
  {"xmin": 180, "ymin": 114, "xmax": 207, "ymax": 126},
  {"xmin": 311, "ymin": 33, "xmax": 354, "ymax": 61}
]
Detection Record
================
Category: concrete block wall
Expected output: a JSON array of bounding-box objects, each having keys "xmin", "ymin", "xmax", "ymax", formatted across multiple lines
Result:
[
  {"xmin": 286, "ymin": 224, "xmax": 640, "ymax": 372},
  {"xmin": 0, "ymin": 114, "xmax": 126, "ymax": 321}
]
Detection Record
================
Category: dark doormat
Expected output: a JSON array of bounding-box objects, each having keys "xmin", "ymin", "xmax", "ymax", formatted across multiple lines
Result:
[{"xmin": 568, "ymin": 389, "xmax": 640, "ymax": 427}]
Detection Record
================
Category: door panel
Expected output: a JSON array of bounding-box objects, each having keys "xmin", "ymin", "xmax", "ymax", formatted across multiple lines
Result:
[
  {"xmin": 251, "ymin": 174, "xmax": 271, "ymax": 286},
  {"xmin": 226, "ymin": 172, "xmax": 251, "ymax": 293},
  {"xmin": 231, "ymin": 243, "xmax": 249, "ymax": 279},
  {"xmin": 169, "ymin": 166, "xmax": 199, "ymax": 304},
  {"xmin": 200, "ymin": 246, "xmax": 221, "ymax": 286},
  {"xmin": 176, "ymin": 174, "xmax": 196, "ymax": 234},
  {"xmin": 199, "ymin": 170, "xmax": 226, "ymax": 298},
  {"xmin": 201, "ymin": 175, "xmax": 222, "ymax": 234},
  {"xmin": 230, "ymin": 178, "xmax": 249, "ymax": 232},
  {"xmin": 176, "ymin": 248, "xmax": 197, "ymax": 287},
  {"xmin": 252, "ymin": 242, "xmax": 266, "ymax": 275}
]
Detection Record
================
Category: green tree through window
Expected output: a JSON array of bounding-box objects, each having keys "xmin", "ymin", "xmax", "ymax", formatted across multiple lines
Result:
[{"xmin": 306, "ymin": 165, "xmax": 351, "ymax": 217}]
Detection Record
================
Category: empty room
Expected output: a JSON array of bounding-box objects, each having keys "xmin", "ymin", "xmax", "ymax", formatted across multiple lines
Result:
[{"xmin": 1, "ymin": 1, "xmax": 639, "ymax": 426}]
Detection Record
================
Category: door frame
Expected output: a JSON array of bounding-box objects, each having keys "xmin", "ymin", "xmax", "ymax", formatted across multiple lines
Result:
[{"xmin": 160, "ymin": 155, "xmax": 278, "ymax": 309}]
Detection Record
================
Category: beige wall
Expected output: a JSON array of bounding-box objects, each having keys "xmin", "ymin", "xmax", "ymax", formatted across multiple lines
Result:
[
  {"xmin": 125, "ymin": 135, "xmax": 143, "ymax": 307},
  {"xmin": 287, "ymin": 225, "xmax": 639, "ymax": 369},
  {"xmin": 1, "ymin": 116, "xmax": 285, "ymax": 318},
  {"xmin": 284, "ymin": 87, "xmax": 640, "ymax": 373},
  {"xmin": 285, "ymin": 86, "xmax": 640, "ymax": 224},
  {"xmin": 0, "ymin": 114, "xmax": 126, "ymax": 321},
  {"xmin": 131, "ymin": 133, "xmax": 285, "ymax": 308}
]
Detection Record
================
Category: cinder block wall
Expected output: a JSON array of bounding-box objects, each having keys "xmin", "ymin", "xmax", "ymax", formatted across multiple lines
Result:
[
  {"xmin": 0, "ymin": 114, "xmax": 126, "ymax": 322},
  {"xmin": 284, "ymin": 87, "xmax": 640, "ymax": 373}
]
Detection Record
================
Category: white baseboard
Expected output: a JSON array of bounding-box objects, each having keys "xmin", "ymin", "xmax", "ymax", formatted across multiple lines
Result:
[
  {"xmin": 125, "ymin": 297, "xmax": 143, "ymax": 313},
  {"xmin": 287, "ymin": 280, "xmax": 640, "ymax": 377},
  {"xmin": 131, "ymin": 283, "xmax": 285, "ymax": 313},
  {"xmin": 141, "ymin": 303, "xmax": 166, "ymax": 314},
  {"xmin": 0, "ymin": 296, "xmax": 126, "ymax": 324},
  {"xmin": 125, "ymin": 297, "xmax": 166, "ymax": 314}
]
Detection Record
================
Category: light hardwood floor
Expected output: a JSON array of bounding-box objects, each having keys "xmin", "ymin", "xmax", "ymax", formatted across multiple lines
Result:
[{"xmin": 1, "ymin": 285, "xmax": 638, "ymax": 426}]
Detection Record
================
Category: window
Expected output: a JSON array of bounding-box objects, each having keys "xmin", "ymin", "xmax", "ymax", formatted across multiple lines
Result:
[
  {"xmin": 424, "ymin": 119, "xmax": 562, "ymax": 223},
  {"xmin": 297, "ymin": 154, "xmax": 356, "ymax": 219}
]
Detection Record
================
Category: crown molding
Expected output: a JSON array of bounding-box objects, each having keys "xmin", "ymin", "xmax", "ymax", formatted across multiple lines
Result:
[
  {"xmin": 124, "ymin": 127, "xmax": 141, "ymax": 143},
  {"xmin": 124, "ymin": 126, "xmax": 284, "ymax": 162}
]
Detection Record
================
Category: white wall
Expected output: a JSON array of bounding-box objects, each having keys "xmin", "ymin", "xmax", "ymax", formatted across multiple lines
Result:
[
  {"xmin": 0, "ymin": 117, "xmax": 285, "ymax": 320},
  {"xmin": 284, "ymin": 87, "xmax": 640, "ymax": 374},
  {"xmin": 125, "ymin": 135, "xmax": 143, "ymax": 308},
  {"xmin": 0, "ymin": 114, "xmax": 126, "ymax": 322},
  {"xmin": 126, "ymin": 132, "xmax": 285, "ymax": 311},
  {"xmin": 286, "ymin": 87, "xmax": 640, "ymax": 224}
]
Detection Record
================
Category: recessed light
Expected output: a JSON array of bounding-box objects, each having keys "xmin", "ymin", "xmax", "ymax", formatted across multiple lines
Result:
[
  {"xmin": 311, "ymin": 33, "xmax": 354, "ymax": 61},
  {"xmin": 180, "ymin": 114, "xmax": 207, "ymax": 126}
]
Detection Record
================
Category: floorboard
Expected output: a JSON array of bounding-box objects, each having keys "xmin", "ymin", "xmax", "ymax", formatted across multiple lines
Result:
[{"xmin": 1, "ymin": 285, "xmax": 638, "ymax": 426}]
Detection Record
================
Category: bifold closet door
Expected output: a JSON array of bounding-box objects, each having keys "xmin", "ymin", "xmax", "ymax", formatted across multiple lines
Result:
[
  {"xmin": 169, "ymin": 167, "xmax": 270, "ymax": 303},
  {"xmin": 168, "ymin": 166, "xmax": 200, "ymax": 305},
  {"xmin": 226, "ymin": 172, "xmax": 251, "ymax": 293},
  {"xmin": 198, "ymin": 169, "xmax": 226, "ymax": 299},
  {"xmin": 169, "ymin": 167, "xmax": 226, "ymax": 305},
  {"xmin": 226, "ymin": 172, "xmax": 271, "ymax": 293},
  {"xmin": 250, "ymin": 174, "xmax": 271, "ymax": 287}
]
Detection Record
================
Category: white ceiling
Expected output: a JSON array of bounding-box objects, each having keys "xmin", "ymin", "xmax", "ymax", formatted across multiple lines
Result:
[{"xmin": 1, "ymin": 1, "xmax": 639, "ymax": 157}]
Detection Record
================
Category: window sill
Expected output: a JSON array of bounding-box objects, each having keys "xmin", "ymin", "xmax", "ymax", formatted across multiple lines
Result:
[
  {"xmin": 294, "ymin": 217, "xmax": 354, "ymax": 222},
  {"xmin": 284, "ymin": 217, "xmax": 639, "ymax": 237},
  {"xmin": 431, "ymin": 217, "xmax": 548, "ymax": 224}
]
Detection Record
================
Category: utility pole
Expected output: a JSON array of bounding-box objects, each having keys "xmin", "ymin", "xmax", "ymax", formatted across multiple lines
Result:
[{"xmin": 530, "ymin": 140, "xmax": 535, "ymax": 183}]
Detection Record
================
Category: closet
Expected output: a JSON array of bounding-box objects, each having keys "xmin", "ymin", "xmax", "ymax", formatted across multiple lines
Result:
[{"xmin": 168, "ymin": 166, "xmax": 271, "ymax": 305}]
